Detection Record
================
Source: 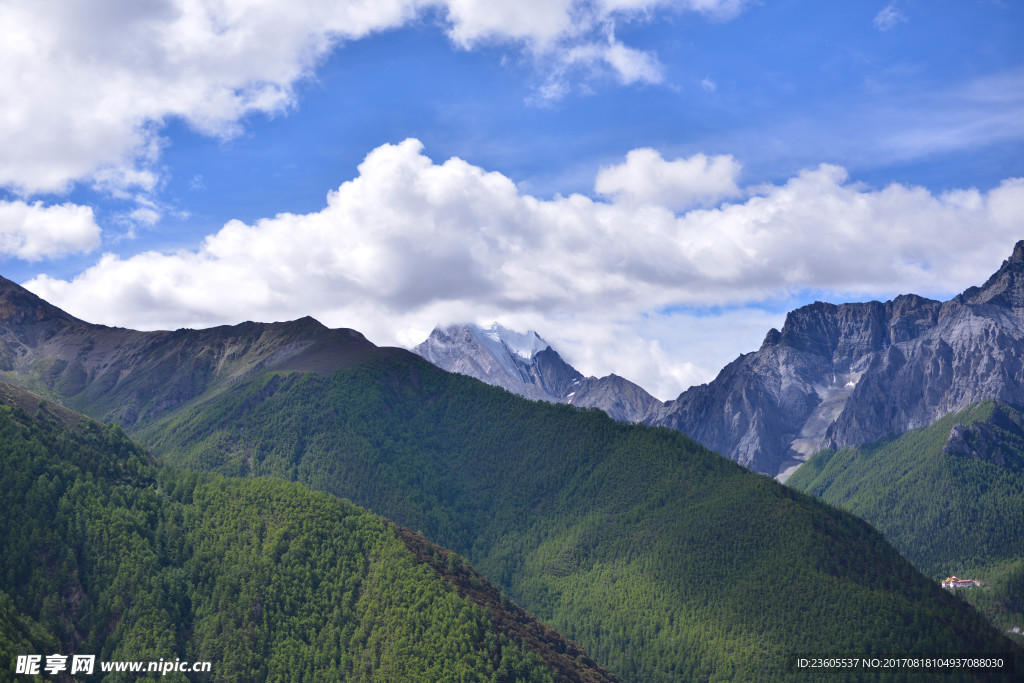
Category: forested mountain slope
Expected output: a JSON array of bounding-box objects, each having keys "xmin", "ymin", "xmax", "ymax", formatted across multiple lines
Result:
[
  {"xmin": 138, "ymin": 355, "xmax": 1020, "ymax": 680},
  {"xmin": 0, "ymin": 380, "xmax": 612, "ymax": 681},
  {"xmin": 787, "ymin": 400, "xmax": 1024, "ymax": 640}
]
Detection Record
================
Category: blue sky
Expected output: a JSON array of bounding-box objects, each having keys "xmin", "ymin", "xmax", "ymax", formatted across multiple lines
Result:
[{"xmin": 2, "ymin": 0, "xmax": 1023, "ymax": 398}]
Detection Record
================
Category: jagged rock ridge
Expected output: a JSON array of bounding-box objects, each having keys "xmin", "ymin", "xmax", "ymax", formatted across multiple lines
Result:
[
  {"xmin": 413, "ymin": 322, "xmax": 661, "ymax": 423},
  {"xmin": 648, "ymin": 240, "xmax": 1024, "ymax": 479}
]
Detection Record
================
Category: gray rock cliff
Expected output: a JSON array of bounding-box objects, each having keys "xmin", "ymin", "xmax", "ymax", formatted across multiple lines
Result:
[{"xmin": 648, "ymin": 241, "xmax": 1024, "ymax": 478}]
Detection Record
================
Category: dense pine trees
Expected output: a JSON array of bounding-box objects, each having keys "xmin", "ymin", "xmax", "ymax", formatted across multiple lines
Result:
[
  {"xmin": 0, "ymin": 396, "xmax": 598, "ymax": 681},
  {"xmin": 136, "ymin": 357, "xmax": 1020, "ymax": 680},
  {"xmin": 787, "ymin": 400, "xmax": 1024, "ymax": 641}
]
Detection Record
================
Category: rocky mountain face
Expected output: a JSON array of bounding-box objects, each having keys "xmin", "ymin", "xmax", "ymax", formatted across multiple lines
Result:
[
  {"xmin": 649, "ymin": 241, "xmax": 1024, "ymax": 479},
  {"xmin": 413, "ymin": 323, "xmax": 660, "ymax": 423},
  {"xmin": 0, "ymin": 275, "xmax": 385, "ymax": 426}
]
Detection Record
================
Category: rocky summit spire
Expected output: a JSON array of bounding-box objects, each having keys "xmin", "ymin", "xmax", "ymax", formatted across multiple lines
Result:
[{"xmin": 962, "ymin": 240, "xmax": 1024, "ymax": 308}]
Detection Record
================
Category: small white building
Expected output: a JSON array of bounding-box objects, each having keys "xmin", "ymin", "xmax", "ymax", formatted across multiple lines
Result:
[{"xmin": 941, "ymin": 575, "xmax": 980, "ymax": 589}]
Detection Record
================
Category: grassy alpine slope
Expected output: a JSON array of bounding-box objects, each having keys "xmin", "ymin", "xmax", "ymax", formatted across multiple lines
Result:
[
  {"xmin": 787, "ymin": 400, "xmax": 1024, "ymax": 641},
  {"xmin": 0, "ymin": 382, "xmax": 611, "ymax": 682},
  {"xmin": 137, "ymin": 355, "xmax": 1020, "ymax": 680}
]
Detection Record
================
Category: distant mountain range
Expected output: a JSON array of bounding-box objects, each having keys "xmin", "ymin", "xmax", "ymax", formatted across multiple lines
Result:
[
  {"xmin": 415, "ymin": 242, "xmax": 1024, "ymax": 480},
  {"xmin": 10, "ymin": 241, "xmax": 1023, "ymax": 481}
]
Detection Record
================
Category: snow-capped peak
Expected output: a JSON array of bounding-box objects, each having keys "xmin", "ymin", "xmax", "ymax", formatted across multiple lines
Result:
[{"xmin": 476, "ymin": 322, "xmax": 549, "ymax": 361}]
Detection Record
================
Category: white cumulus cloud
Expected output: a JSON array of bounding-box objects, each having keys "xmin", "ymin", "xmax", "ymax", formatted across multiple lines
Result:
[
  {"xmin": 595, "ymin": 148, "xmax": 742, "ymax": 210},
  {"xmin": 24, "ymin": 139, "xmax": 1024, "ymax": 398},
  {"xmin": 0, "ymin": 200, "xmax": 101, "ymax": 261},
  {"xmin": 0, "ymin": 0, "xmax": 422, "ymax": 196},
  {"xmin": 444, "ymin": 0, "xmax": 577, "ymax": 49},
  {"xmin": 0, "ymin": 0, "xmax": 748, "ymax": 198}
]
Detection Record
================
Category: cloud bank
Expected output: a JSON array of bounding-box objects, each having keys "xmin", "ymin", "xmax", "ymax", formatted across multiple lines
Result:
[{"xmin": 26, "ymin": 139, "xmax": 1024, "ymax": 398}]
